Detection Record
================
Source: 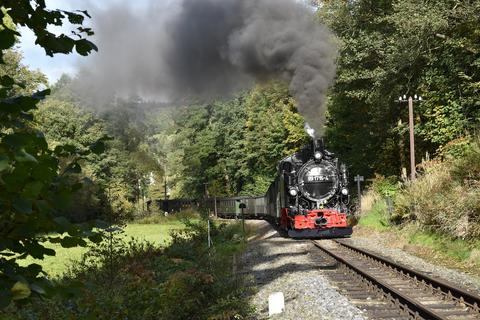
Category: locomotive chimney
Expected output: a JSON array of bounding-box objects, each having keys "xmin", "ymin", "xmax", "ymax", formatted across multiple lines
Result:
[
  {"xmin": 313, "ymin": 138, "xmax": 324, "ymax": 152},
  {"xmin": 313, "ymin": 137, "xmax": 324, "ymax": 162}
]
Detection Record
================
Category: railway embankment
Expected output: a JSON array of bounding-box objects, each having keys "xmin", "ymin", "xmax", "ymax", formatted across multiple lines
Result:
[
  {"xmin": 241, "ymin": 221, "xmax": 366, "ymax": 320},
  {"xmin": 354, "ymin": 138, "xmax": 480, "ymax": 281},
  {"xmin": 315, "ymin": 239, "xmax": 480, "ymax": 319},
  {"xmin": 348, "ymin": 226, "xmax": 480, "ymax": 295}
]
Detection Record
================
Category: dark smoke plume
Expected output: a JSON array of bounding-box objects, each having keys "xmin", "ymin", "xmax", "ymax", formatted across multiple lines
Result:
[{"xmin": 79, "ymin": 0, "xmax": 337, "ymax": 133}]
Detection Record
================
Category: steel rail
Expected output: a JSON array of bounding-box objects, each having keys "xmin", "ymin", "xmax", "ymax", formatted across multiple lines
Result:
[
  {"xmin": 312, "ymin": 240, "xmax": 480, "ymax": 320},
  {"xmin": 334, "ymin": 239, "xmax": 480, "ymax": 311}
]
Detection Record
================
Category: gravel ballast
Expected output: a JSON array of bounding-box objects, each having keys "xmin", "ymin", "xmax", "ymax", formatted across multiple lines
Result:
[
  {"xmin": 346, "ymin": 233, "xmax": 480, "ymax": 295},
  {"xmin": 241, "ymin": 221, "xmax": 366, "ymax": 320}
]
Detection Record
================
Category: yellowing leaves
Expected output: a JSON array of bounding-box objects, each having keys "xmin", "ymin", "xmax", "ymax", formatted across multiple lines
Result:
[{"xmin": 11, "ymin": 281, "xmax": 31, "ymax": 300}]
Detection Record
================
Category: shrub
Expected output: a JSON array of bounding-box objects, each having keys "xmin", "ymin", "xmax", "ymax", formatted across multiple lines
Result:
[
  {"xmin": 451, "ymin": 135, "xmax": 480, "ymax": 183},
  {"xmin": 437, "ymin": 136, "xmax": 474, "ymax": 160},
  {"xmin": 359, "ymin": 188, "xmax": 381, "ymax": 215},
  {"xmin": 10, "ymin": 219, "xmax": 253, "ymax": 320},
  {"xmin": 392, "ymin": 139, "xmax": 480, "ymax": 239},
  {"xmin": 134, "ymin": 208, "xmax": 199, "ymax": 224},
  {"xmin": 371, "ymin": 174, "xmax": 399, "ymax": 198},
  {"xmin": 159, "ymin": 269, "xmax": 215, "ymax": 319}
]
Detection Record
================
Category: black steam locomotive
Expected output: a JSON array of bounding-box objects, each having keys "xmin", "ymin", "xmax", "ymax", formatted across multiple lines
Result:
[
  {"xmin": 267, "ymin": 138, "xmax": 352, "ymax": 237},
  {"xmin": 160, "ymin": 138, "xmax": 352, "ymax": 238}
]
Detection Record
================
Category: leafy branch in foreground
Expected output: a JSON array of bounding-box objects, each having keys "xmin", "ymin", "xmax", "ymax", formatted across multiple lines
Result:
[{"xmin": 0, "ymin": 1, "xmax": 101, "ymax": 307}]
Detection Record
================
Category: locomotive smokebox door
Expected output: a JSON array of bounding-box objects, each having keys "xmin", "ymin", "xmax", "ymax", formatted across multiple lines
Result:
[{"xmin": 239, "ymin": 203, "xmax": 246, "ymax": 209}]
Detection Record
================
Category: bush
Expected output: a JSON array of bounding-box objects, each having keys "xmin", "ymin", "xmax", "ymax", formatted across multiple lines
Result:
[
  {"xmin": 437, "ymin": 136, "xmax": 474, "ymax": 160},
  {"xmin": 10, "ymin": 219, "xmax": 253, "ymax": 320},
  {"xmin": 392, "ymin": 137, "xmax": 480, "ymax": 239},
  {"xmin": 134, "ymin": 208, "xmax": 199, "ymax": 224},
  {"xmin": 371, "ymin": 175, "xmax": 399, "ymax": 198},
  {"xmin": 357, "ymin": 136, "xmax": 480, "ymax": 241},
  {"xmin": 451, "ymin": 135, "xmax": 480, "ymax": 183}
]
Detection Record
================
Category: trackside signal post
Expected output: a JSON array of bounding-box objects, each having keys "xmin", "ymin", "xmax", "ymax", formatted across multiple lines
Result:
[
  {"xmin": 204, "ymin": 182, "xmax": 212, "ymax": 248},
  {"xmin": 239, "ymin": 202, "xmax": 246, "ymax": 239},
  {"xmin": 354, "ymin": 175, "xmax": 364, "ymax": 212}
]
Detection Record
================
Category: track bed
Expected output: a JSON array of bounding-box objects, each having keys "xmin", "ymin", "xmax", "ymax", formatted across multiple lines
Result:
[{"xmin": 313, "ymin": 239, "xmax": 480, "ymax": 320}]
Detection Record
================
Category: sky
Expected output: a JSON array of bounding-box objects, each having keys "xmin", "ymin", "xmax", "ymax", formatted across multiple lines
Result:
[{"xmin": 17, "ymin": 0, "xmax": 150, "ymax": 84}]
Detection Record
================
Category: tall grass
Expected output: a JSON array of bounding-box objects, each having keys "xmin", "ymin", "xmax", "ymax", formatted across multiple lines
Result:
[
  {"xmin": 357, "ymin": 199, "xmax": 391, "ymax": 231},
  {"xmin": 133, "ymin": 208, "xmax": 199, "ymax": 224},
  {"xmin": 360, "ymin": 189, "xmax": 380, "ymax": 214},
  {"xmin": 355, "ymin": 137, "xmax": 480, "ymax": 270},
  {"xmin": 393, "ymin": 136, "xmax": 480, "ymax": 239}
]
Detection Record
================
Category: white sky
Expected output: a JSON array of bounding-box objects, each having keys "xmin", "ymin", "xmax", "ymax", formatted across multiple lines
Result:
[{"xmin": 17, "ymin": 0, "xmax": 150, "ymax": 84}]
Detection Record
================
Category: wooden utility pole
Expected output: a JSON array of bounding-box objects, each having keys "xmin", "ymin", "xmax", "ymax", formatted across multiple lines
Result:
[
  {"xmin": 408, "ymin": 96, "xmax": 416, "ymax": 180},
  {"xmin": 397, "ymin": 94, "xmax": 423, "ymax": 180}
]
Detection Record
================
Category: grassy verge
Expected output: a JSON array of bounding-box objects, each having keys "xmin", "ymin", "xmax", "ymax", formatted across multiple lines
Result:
[
  {"xmin": 403, "ymin": 226, "xmax": 480, "ymax": 270},
  {"xmin": 357, "ymin": 199, "xmax": 391, "ymax": 231},
  {"xmin": 19, "ymin": 220, "xmax": 187, "ymax": 278},
  {"xmin": 7, "ymin": 218, "xmax": 254, "ymax": 320},
  {"xmin": 357, "ymin": 205, "xmax": 480, "ymax": 276}
]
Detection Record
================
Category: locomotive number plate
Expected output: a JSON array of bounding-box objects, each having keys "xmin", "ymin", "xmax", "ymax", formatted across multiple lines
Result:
[{"xmin": 307, "ymin": 175, "xmax": 330, "ymax": 182}]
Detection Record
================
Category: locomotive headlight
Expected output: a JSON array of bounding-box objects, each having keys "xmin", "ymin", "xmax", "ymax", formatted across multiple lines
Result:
[
  {"xmin": 341, "ymin": 188, "xmax": 348, "ymax": 196},
  {"xmin": 289, "ymin": 188, "xmax": 298, "ymax": 197},
  {"xmin": 314, "ymin": 151, "xmax": 322, "ymax": 161}
]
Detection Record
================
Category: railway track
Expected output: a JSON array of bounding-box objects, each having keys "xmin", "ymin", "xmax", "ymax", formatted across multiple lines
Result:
[{"xmin": 312, "ymin": 239, "xmax": 480, "ymax": 320}]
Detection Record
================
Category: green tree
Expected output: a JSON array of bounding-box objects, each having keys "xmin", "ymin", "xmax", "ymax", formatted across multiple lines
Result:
[
  {"xmin": 241, "ymin": 83, "xmax": 308, "ymax": 194},
  {"xmin": 0, "ymin": 1, "xmax": 99, "ymax": 307},
  {"xmin": 170, "ymin": 82, "xmax": 308, "ymax": 198},
  {"xmin": 0, "ymin": 50, "xmax": 47, "ymax": 95},
  {"xmin": 34, "ymin": 98, "xmax": 112, "ymax": 221},
  {"xmin": 320, "ymin": 0, "xmax": 480, "ymax": 178}
]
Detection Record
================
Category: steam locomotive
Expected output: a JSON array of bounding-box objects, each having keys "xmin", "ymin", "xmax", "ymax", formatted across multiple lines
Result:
[
  {"xmin": 159, "ymin": 138, "xmax": 352, "ymax": 238},
  {"xmin": 267, "ymin": 138, "xmax": 352, "ymax": 238}
]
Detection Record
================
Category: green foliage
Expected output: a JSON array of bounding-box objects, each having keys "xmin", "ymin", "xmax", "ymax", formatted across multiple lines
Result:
[
  {"xmin": 359, "ymin": 136, "xmax": 480, "ymax": 242},
  {"xmin": 392, "ymin": 136, "xmax": 480, "ymax": 239},
  {"xmin": 241, "ymin": 83, "xmax": 309, "ymax": 194},
  {"xmin": 170, "ymin": 82, "xmax": 308, "ymax": 198},
  {"xmin": 18, "ymin": 222, "xmax": 188, "ymax": 278},
  {"xmin": 437, "ymin": 137, "xmax": 473, "ymax": 160},
  {"xmin": 0, "ymin": 2, "xmax": 97, "ymax": 61},
  {"xmin": 134, "ymin": 209, "xmax": 199, "ymax": 224},
  {"xmin": 358, "ymin": 199, "xmax": 391, "ymax": 231},
  {"xmin": 320, "ymin": 0, "xmax": 480, "ymax": 177},
  {"xmin": 9, "ymin": 220, "xmax": 253, "ymax": 320},
  {"xmin": 450, "ymin": 136, "xmax": 480, "ymax": 183},
  {"xmin": 0, "ymin": 0, "xmax": 101, "ymax": 308},
  {"xmin": 371, "ymin": 175, "xmax": 399, "ymax": 198},
  {"xmin": 93, "ymin": 100, "xmax": 164, "ymax": 219},
  {"xmin": 0, "ymin": 50, "xmax": 47, "ymax": 96},
  {"xmin": 33, "ymin": 80, "xmax": 170, "ymax": 221},
  {"xmin": 406, "ymin": 228, "xmax": 476, "ymax": 262}
]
